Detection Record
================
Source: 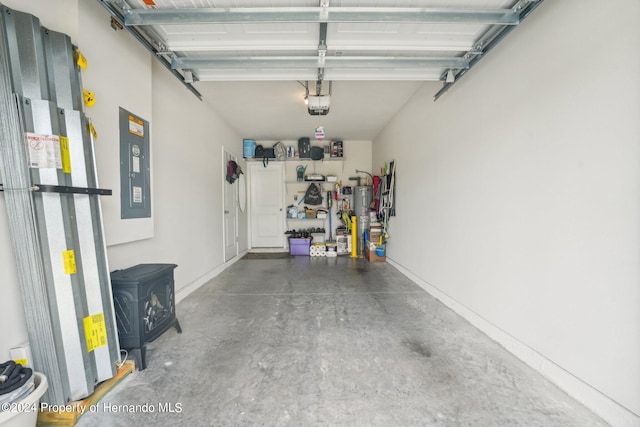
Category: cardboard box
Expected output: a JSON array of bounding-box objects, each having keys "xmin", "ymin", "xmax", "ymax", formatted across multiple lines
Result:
[
  {"xmin": 336, "ymin": 234, "xmax": 351, "ymax": 255},
  {"xmin": 330, "ymin": 140, "xmax": 343, "ymax": 157},
  {"xmin": 368, "ymin": 232, "xmax": 382, "ymax": 247},
  {"xmin": 365, "ymin": 240, "xmax": 386, "ymax": 262}
]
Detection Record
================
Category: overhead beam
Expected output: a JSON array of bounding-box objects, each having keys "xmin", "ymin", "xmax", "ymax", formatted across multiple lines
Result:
[
  {"xmin": 171, "ymin": 56, "xmax": 470, "ymax": 70},
  {"xmin": 433, "ymin": 0, "xmax": 543, "ymax": 101},
  {"xmin": 190, "ymin": 70, "xmax": 444, "ymax": 82},
  {"xmin": 96, "ymin": 0, "xmax": 202, "ymax": 100},
  {"xmin": 124, "ymin": 7, "xmax": 520, "ymax": 26},
  {"xmin": 166, "ymin": 42, "xmax": 471, "ymax": 53}
]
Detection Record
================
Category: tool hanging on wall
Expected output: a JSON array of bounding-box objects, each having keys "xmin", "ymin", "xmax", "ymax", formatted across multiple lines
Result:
[
  {"xmin": 379, "ymin": 160, "xmax": 396, "ymax": 242},
  {"xmin": 327, "ymin": 190, "xmax": 333, "ymax": 242},
  {"xmin": 335, "ymin": 189, "xmax": 352, "ymax": 232}
]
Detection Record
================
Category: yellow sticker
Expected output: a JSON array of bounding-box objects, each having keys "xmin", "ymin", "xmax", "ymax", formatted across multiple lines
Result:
[
  {"xmin": 128, "ymin": 115, "xmax": 144, "ymax": 137},
  {"xmin": 13, "ymin": 358, "xmax": 28, "ymax": 366},
  {"xmin": 60, "ymin": 136, "xmax": 72, "ymax": 174},
  {"xmin": 83, "ymin": 89, "xmax": 96, "ymax": 107},
  {"xmin": 88, "ymin": 122, "xmax": 98, "ymax": 139},
  {"xmin": 63, "ymin": 250, "xmax": 77, "ymax": 275},
  {"xmin": 75, "ymin": 49, "xmax": 87, "ymax": 70},
  {"xmin": 83, "ymin": 313, "xmax": 107, "ymax": 353}
]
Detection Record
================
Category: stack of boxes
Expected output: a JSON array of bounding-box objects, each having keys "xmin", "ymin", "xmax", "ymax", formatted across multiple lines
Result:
[
  {"xmin": 365, "ymin": 219, "xmax": 386, "ymax": 262},
  {"xmin": 336, "ymin": 230, "xmax": 351, "ymax": 255},
  {"xmin": 330, "ymin": 140, "xmax": 343, "ymax": 157}
]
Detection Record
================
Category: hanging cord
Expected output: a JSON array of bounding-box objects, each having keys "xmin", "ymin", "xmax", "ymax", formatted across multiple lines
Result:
[{"xmin": 116, "ymin": 349, "xmax": 129, "ymax": 369}]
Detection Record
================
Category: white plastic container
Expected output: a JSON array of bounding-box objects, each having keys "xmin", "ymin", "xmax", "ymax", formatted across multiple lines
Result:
[{"xmin": 0, "ymin": 372, "xmax": 48, "ymax": 427}]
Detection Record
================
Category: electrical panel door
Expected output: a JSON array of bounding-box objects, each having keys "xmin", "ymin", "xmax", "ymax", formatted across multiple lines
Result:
[{"xmin": 119, "ymin": 108, "xmax": 151, "ymax": 219}]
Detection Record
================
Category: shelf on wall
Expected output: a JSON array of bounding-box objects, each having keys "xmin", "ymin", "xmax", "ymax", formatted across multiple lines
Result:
[
  {"xmin": 244, "ymin": 157, "xmax": 344, "ymax": 162},
  {"xmin": 285, "ymin": 230, "xmax": 326, "ymax": 234},
  {"xmin": 289, "ymin": 157, "xmax": 344, "ymax": 162},
  {"xmin": 285, "ymin": 181, "xmax": 336, "ymax": 185},
  {"xmin": 286, "ymin": 217, "xmax": 326, "ymax": 220}
]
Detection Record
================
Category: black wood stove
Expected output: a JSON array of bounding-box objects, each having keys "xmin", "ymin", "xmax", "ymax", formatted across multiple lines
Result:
[{"xmin": 111, "ymin": 263, "xmax": 181, "ymax": 369}]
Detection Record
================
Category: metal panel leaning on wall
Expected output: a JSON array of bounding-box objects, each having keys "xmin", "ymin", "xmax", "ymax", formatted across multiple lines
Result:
[{"xmin": 0, "ymin": 4, "xmax": 119, "ymax": 404}]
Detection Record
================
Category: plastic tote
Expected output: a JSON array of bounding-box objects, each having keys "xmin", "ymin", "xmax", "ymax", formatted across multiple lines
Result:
[
  {"xmin": 289, "ymin": 237, "xmax": 312, "ymax": 255},
  {"xmin": 0, "ymin": 372, "xmax": 48, "ymax": 427},
  {"xmin": 243, "ymin": 139, "xmax": 256, "ymax": 158}
]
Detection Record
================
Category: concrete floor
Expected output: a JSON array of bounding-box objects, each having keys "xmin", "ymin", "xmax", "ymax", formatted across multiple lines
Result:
[{"xmin": 76, "ymin": 257, "xmax": 607, "ymax": 426}]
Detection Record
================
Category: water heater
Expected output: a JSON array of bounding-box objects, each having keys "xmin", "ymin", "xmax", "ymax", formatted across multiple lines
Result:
[{"xmin": 353, "ymin": 186, "xmax": 373, "ymax": 255}]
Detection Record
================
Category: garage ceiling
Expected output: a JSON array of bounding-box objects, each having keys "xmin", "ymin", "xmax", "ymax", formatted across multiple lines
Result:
[{"xmin": 96, "ymin": 0, "xmax": 543, "ymax": 139}]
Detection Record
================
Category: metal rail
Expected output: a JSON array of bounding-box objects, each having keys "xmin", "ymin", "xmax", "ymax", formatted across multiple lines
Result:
[{"xmin": 97, "ymin": 0, "xmax": 203, "ymax": 100}]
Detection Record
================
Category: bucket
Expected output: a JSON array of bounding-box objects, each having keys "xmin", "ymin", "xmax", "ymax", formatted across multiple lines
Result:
[
  {"xmin": 0, "ymin": 372, "xmax": 48, "ymax": 427},
  {"xmin": 243, "ymin": 139, "xmax": 256, "ymax": 158},
  {"xmin": 375, "ymin": 246, "xmax": 385, "ymax": 257}
]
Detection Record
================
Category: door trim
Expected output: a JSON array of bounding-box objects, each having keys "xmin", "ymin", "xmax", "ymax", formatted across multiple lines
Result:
[{"xmin": 222, "ymin": 147, "xmax": 239, "ymax": 262}]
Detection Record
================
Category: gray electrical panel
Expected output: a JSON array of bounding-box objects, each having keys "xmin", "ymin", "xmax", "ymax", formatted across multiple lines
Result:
[{"xmin": 119, "ymin": 108, "xmax": 150, "ymax": 218}]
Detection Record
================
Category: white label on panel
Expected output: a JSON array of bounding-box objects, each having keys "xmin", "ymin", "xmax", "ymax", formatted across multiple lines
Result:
[
  {"xmin": 26, "ymin": 133, "xmax": 62, "ymax": 169},
  {"xmin": 132, "ymin": 156, "xmax": 140, "ymax": 173},
  {"xmin": 132, "ymin": 186, "xmax": 142, "ymax": 203},
  {"xmin": 128, "ymin": 116, "xmax": 144, "ymax": 137}
]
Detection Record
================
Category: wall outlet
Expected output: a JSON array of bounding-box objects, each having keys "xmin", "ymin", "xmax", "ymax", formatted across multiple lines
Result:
[{"xmin": 10, "ymin": 342, "xmax": 32, "ymax": 368}]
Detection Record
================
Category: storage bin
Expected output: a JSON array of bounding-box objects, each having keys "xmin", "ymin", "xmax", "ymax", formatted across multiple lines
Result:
[
  {"xmin": 289, "ymin": 237, "xmax": 312, "ymax": 256},
  {"xmin": 0, "ymin": 372, "xmax": 47, "ymax": 427},
  {"xmin": 243, "ymin": 139, "xmax": 256, "ymax": 158}
]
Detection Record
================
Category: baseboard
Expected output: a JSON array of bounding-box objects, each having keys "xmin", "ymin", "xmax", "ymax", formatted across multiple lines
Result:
[
  {"xmin": 247, "ymin": 247, "xmax": 287, "ymax": 253},
  {"xmin": 387, "ymin": 257, "xmax": 640, "ymax": 427},
  {"xmin": 175, "ymin": 249, "xmax": 248, "ymax": 304}
]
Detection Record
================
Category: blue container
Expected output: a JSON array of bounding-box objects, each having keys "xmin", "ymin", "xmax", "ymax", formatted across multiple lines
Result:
[{"xmin": 243, "ymin": 139, "xmax": 256, "ymax": 158}]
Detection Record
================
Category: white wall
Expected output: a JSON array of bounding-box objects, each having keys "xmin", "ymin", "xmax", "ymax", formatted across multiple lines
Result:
[
  {"xmin": 80, "ymin": 0, "xmax": 154, "ymax": 246},
  {"xmin": 1, "ymin": 0, "xmax": 78, "ymax": 40},
  {"xmin": 79, "ymin": 0, "xmax": 245, "ymax": 294},
  {"xmin": 107, "ymin": 58, "xmax": 244, "ymax": 293},
  {"xmin": 373, "ymin": 1, "xmax": 640, "ymax": 425}
]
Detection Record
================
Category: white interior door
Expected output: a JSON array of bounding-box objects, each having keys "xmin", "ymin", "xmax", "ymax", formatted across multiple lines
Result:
[
  {"xmin": 223, "ymin": 149, "xmax": 239, "ymax": 261},
  {"xmin": 250, "ymin": 162, "xmax": 285, "ymax": 248}
]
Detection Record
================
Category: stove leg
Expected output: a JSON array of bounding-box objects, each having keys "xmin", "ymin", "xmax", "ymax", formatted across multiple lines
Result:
[
  {"xmin": 173, "ymin": 318, "xmax": 182, "ymax": 334},
  {"xmin": 128, "ymin": 345, "xmax": 147, "ymax": 371}
]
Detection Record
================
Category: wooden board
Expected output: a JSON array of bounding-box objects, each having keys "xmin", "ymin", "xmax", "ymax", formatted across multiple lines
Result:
[{"xmin": 37, "ymin": 360, "xmax": 135, "ymax": 426}]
